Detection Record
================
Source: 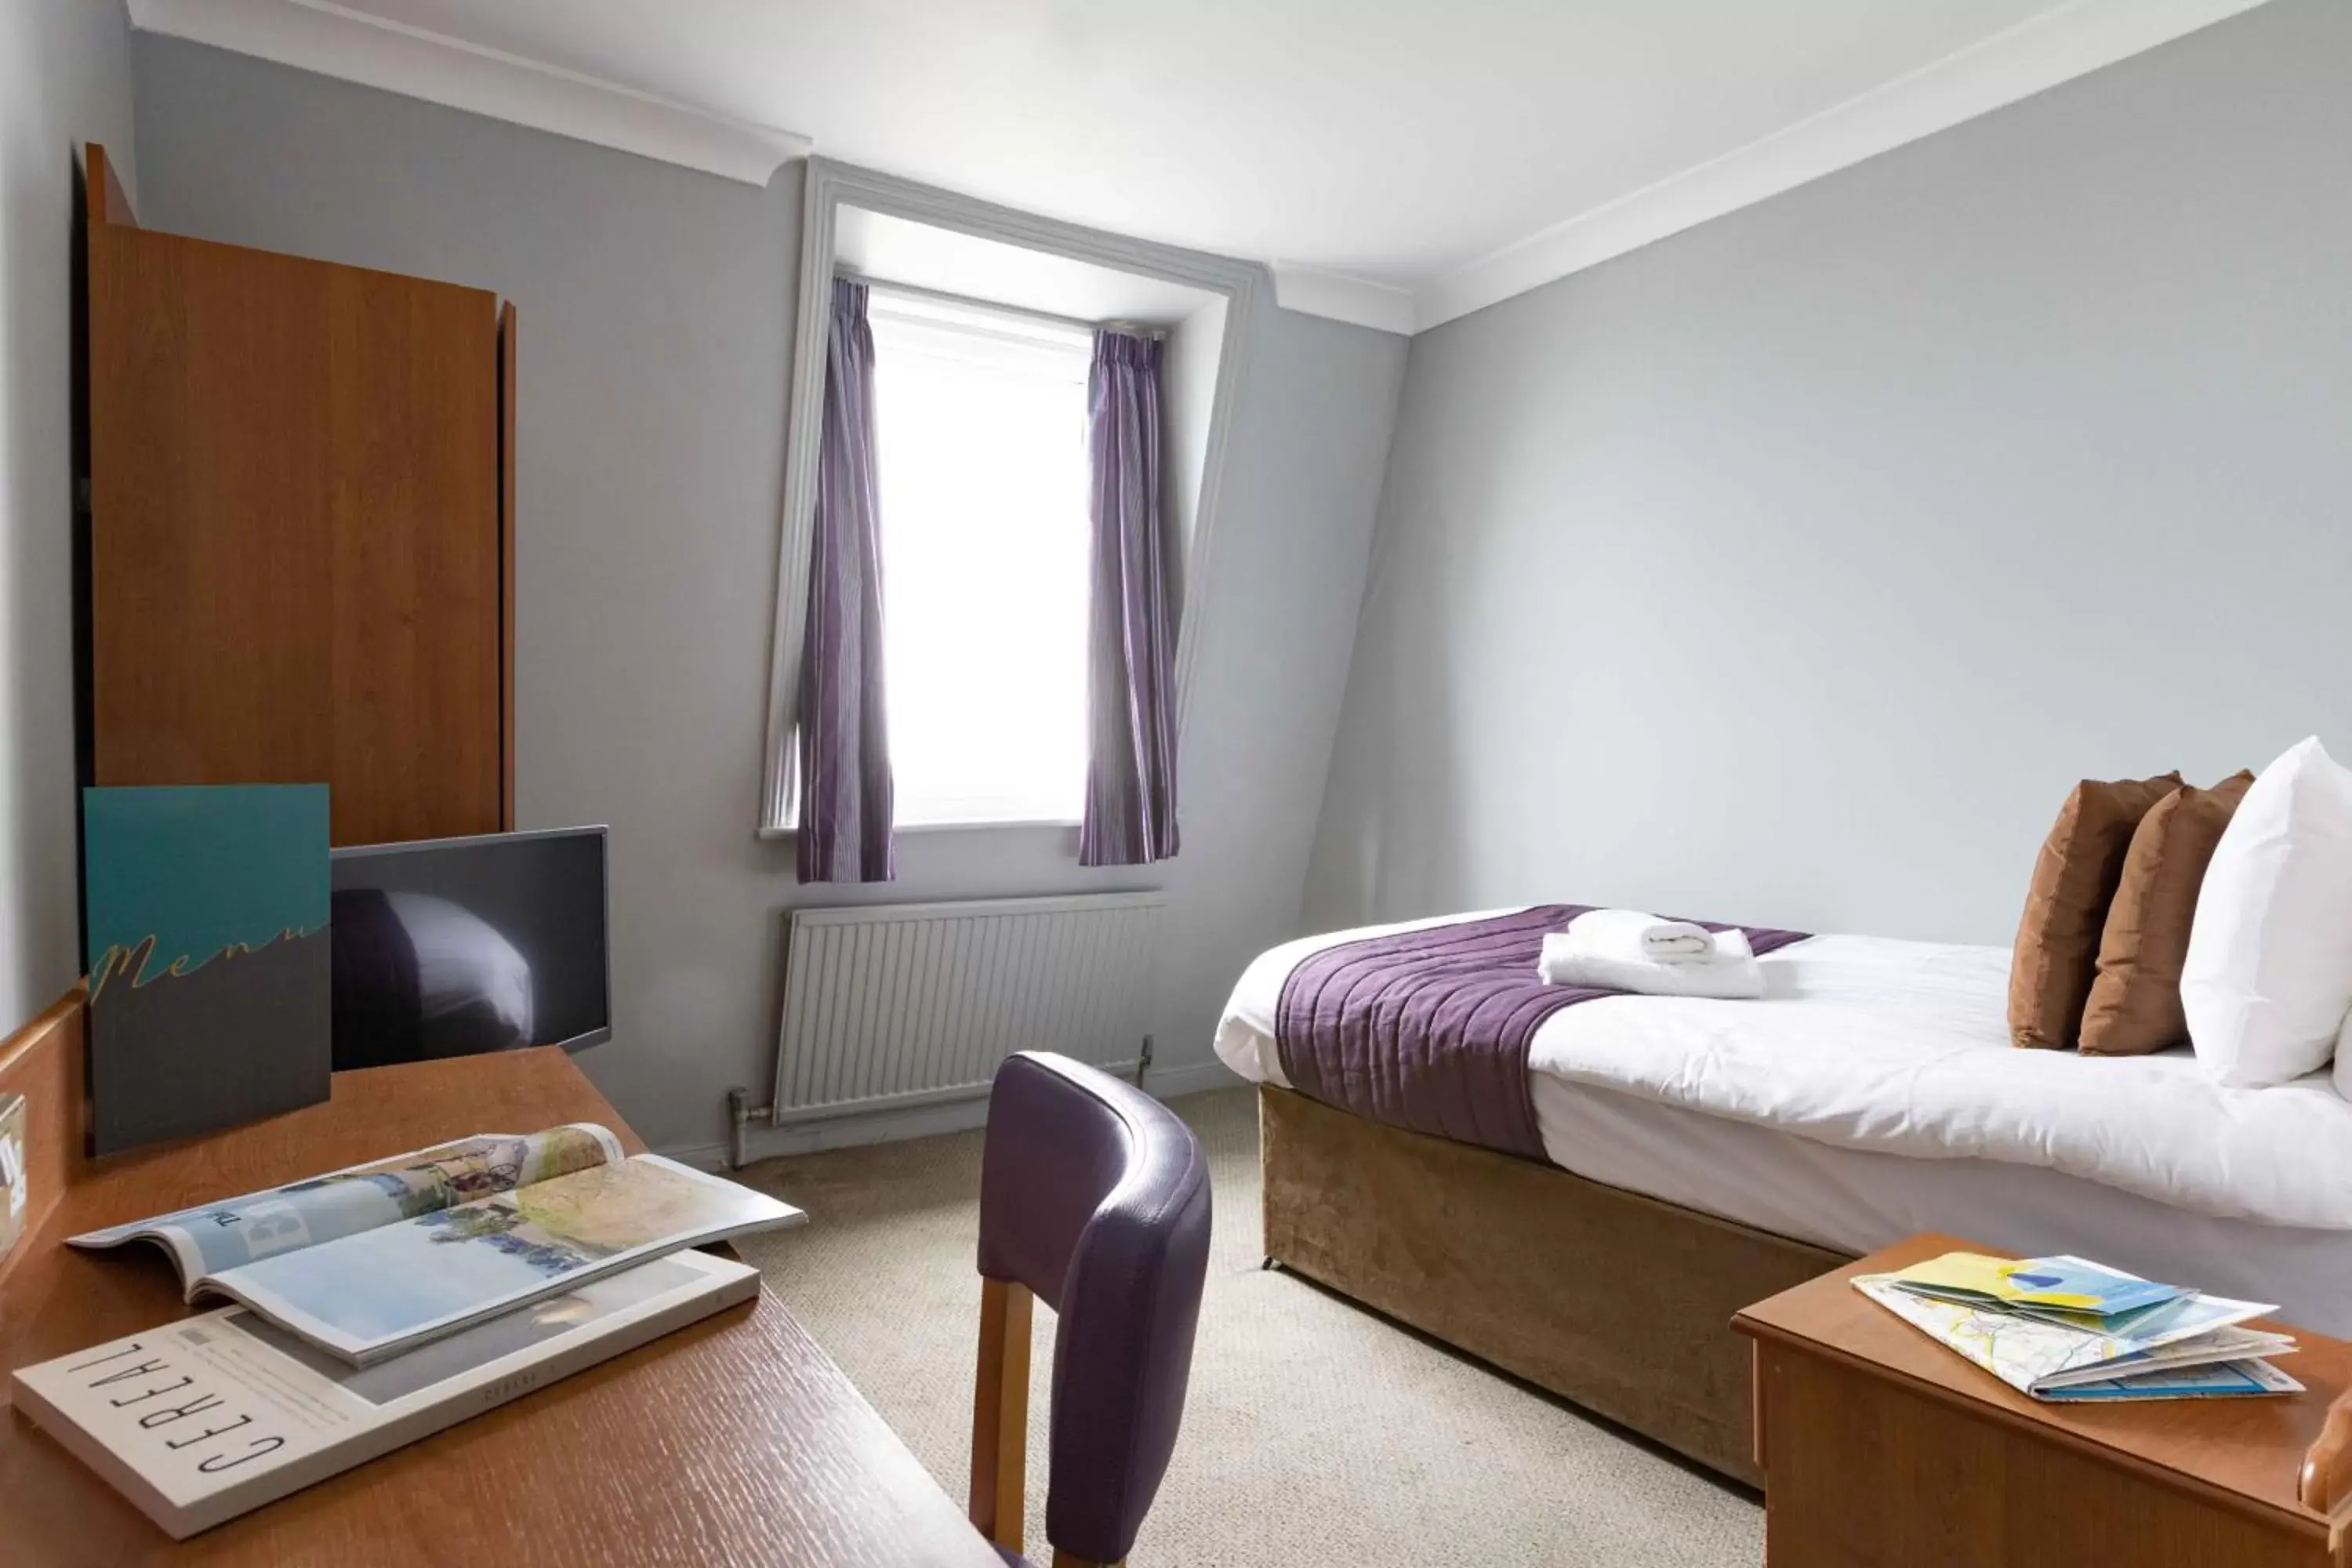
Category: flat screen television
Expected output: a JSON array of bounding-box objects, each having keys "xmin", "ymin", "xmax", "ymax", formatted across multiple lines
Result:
[{"xmin": 328, "ymin": 826, "xmax": 610, "ymax": 1070}]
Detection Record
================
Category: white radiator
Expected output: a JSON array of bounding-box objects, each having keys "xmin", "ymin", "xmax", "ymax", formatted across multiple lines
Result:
[{"xmin": 769, "ymin": 891, "xmax": 1164, "ymax": 1123}]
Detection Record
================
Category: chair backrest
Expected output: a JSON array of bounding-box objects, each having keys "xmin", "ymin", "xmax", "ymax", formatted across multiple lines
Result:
[{"xmin": 968, "ymin": 1052, "xmax": 1211, "ymax": 1567}]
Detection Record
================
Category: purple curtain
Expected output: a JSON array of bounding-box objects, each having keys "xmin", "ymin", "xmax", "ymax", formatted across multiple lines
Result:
[
  {"xmin": 796, "ymin": 278, "xmax": 895, "ymax": 883},
  {"xmin": 1079, "ymin": 330, "xmax": 1180, "ymax": 866}
]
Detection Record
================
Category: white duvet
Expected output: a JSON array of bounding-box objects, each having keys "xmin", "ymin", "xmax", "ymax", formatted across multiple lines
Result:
[{"xmin": 1215, "ymin": 914, "xmax": 2352, "ymax": 1232}]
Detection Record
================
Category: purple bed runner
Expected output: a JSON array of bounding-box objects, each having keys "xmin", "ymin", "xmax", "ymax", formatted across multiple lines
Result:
[{"xmin": 1273, "ymin": 906, "xmax": 1810, "ymax": 1160}]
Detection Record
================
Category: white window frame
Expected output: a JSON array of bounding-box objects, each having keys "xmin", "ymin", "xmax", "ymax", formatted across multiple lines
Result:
[{"xmin": 756, "ymin": 159, "xmax": 1259, "ymax": 837}]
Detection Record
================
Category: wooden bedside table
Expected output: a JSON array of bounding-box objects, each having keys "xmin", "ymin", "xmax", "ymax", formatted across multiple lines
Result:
[{"xmin": 1733, "ymin": 1233, "xmax": 2352, "ymax": 1567}]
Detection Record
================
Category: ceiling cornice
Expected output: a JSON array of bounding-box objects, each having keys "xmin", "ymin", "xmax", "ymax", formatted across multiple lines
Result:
[
  {"xmin": 1412, "ymin": 0, "xmax": 2278, "ymax": 332},
  {"xmin": 124, "ymin": 0, "xmax": 2277, "ymax": 329},
  {"xmin": 125, "ymin": 0, "xmax": 810, "ymax": 187},
  {"xmin": 1269, "ymin": 263, "xmax": 1416, "ymax": 336}
]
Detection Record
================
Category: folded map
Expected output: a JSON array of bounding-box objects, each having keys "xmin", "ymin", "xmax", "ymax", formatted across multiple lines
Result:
[
  {"xmin": 2037, "ymin": 1359, "xmax": 2303, "ymax": 1402},
  {"xmin": 1853, "ymin": 1270, "xmax": 2297, "ymax": 1401}
]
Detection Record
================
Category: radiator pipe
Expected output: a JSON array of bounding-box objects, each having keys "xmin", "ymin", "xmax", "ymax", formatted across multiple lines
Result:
[
  {"xmin": 725, "ymin": 1087, "xmax": 769, "ymax": 1172},
  {"xmin": 723, "ymin": 1037, "xmax": 1152, "ymax": 1173}
]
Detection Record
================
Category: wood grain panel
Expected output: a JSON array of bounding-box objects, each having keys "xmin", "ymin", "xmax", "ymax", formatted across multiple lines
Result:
[
  {"xmin": 1755, "ymin": 1341, "xmax": 2328, "ymax": 1566},
  {"xmin": 89, "ymin": 223, "xmax": 335, "ymax": 799},
  {"xmin": 969, "ymin": 1276, "xmax": 1032, "ymax": 1553},
  {"xmin": 0, "ymin": 1050, "xmax": 1004, "ymax": 1565},
  {"xmin": 497, "ymin": 301, "xmax": 517, "ymax": 832},
  {"xmin": 0, "ymin": 990, "xmax": 87, "ymax": 1289},
  {"xmin": 87, "ymin": 155, "xmax": 503, "ymax": 846},
  {"xmin": 321, "ymin": 263, "xmax": 501, "ymax": 845},
  {"xmin": 1736, "ymin": 1233, "xmax": 2350, "ymax": 1566},
  {"xmin": 86, "ymin": 143, "xmax": 136, "ymax": 230},
  {"xmin": 1737, "ymin": 1232, "xmax": 2352, "ymax": 1534}
]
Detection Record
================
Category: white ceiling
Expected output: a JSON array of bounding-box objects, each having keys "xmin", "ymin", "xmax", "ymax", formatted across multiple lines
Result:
[{"xmin": 129, "ymin": 0, "xmax": 2274, "ymax": 332}]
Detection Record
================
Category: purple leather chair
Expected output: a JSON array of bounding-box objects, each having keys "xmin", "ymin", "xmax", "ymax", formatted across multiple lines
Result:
[{"xmin": 967, "ymin": 1052, "xmax": 1212, "ymax": 1568}]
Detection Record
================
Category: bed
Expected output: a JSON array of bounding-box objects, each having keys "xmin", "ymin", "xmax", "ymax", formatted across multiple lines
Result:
[{"xmin": 1215, "ymin": 909, "xmax": 2352, "ymax": 1484}]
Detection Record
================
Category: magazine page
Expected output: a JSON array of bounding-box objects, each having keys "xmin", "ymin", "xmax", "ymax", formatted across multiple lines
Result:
[
  {"xmin": 201, "ymin": 1153, "xmax": 804, "ymax": 1365},
  {"xmin": 68, "ymin": 1124, "xmax": 625, "ymax": 1298},
  {"xmin": 9, "ymin": 1250, "xmax": 757, "ymax": 1540}
]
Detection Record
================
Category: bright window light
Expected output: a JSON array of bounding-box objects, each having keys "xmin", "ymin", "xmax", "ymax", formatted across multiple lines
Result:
[{"xmin": 868, "ymin": 289, "xmax": 1092, "ymax": 826}]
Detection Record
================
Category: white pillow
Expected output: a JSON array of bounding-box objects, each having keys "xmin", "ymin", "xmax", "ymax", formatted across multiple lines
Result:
[
  {"xmin": 2336, "ymin": 1008, "xmax": 2352, "ymax": 1102},
  {"xmin": 2181, "ymin": 736, "xmax": 2352, "ymax": 1087}
]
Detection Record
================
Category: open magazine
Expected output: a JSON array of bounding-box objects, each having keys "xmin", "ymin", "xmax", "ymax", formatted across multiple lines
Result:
[{"xmin": 70, "ymin": 1125, "xmax": 804, "ymax": 1367}]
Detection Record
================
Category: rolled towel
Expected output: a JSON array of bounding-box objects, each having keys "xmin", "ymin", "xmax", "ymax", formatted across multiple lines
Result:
[
  {"xmin": 1537, "ymin": 930, "xmax": 1765, "ymax": 1000},
  {"xmin": 1565, "ymin": 908, "xmax": 1722, "ymax": 964}
]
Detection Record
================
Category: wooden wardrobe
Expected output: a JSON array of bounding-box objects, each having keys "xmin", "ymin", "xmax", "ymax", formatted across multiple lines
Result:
[{"xmin": 82, "ymin": 143, "xmax": 516, "ymax": 848}]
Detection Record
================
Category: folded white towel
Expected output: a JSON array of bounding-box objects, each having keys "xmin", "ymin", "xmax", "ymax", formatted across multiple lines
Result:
[
  {"xmin": 1537, "ymin": 929, "xmax": 1764, "ymax": 1000},
  {"xmin": 1565, "ymin": 909, "xmax": 1722, "ymax": 964}
]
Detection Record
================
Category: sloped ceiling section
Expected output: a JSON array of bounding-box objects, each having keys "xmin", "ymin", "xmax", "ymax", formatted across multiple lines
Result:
[
  {"xmin": 130, "ymin": 0, "xmax": 2273, "ymax": 334},
  {"xmin": 126, "ymin": 0, "xmax": 809, "ymax": 184},
  {"xmin": 1397, "ymin": 0, "xmax": 2276, "ymax": 331}
]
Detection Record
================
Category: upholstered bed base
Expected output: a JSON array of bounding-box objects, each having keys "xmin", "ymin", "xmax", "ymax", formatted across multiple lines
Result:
[{"xmin": 1258, "ymin": 1084, "xmax": 1851, "ymax": 1486}]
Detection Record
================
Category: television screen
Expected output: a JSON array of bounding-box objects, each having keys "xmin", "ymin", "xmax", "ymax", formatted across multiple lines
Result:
[{"xmin": 328, "ymin": 827, "xmax": 609, "ymax": 1070}]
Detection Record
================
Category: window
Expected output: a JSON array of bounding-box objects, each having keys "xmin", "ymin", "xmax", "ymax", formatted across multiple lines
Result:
[
  {"xmin": 867, "ymin": 289, "xmax": 1093, "ymax": 826},
  {"xmin": 760, "ymin": 165, "xmax": 1256, "ymax": 840}
]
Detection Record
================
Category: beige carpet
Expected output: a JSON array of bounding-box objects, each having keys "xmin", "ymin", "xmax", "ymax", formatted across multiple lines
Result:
[{"xmin": 733, "ymin": 1087, "xmax": 1762, "ymax": 1567}]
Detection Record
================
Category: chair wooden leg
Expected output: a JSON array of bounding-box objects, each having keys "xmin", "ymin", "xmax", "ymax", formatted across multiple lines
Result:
[{"xmin": 971, "ymin": 1276, "xmax": 1033, "ymax": 1554}]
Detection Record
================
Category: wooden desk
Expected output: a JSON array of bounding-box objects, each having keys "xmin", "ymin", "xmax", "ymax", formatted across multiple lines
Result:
[
  {"xmin": 0, "ymin": 1017, "xmax": 1003, "ymax": 1566},
  {"xmin": 1734, "ymin": 1232, "xmax": 2352, "ymax": 1567}
]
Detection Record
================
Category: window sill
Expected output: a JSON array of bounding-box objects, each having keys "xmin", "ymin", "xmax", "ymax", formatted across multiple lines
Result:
[{"xmin": 757, "ymin": 818, "xmax": 1080, "ymax": 841}]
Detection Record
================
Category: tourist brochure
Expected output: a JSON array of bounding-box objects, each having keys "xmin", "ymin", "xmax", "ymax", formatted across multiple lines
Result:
[
  {"xmin": 1854, "ymin": 1257, "xmax": 2300, "ymax": 1402},
  {"xmin": 11, "ymin": 1248, "xmax": 760, "ymax": 1539},
  {"xmin": 2033, "ymin": 1359, "xmax": 2304, "ymax": 1403},
  {"xmin": 1886, "ymin": 1250, "xmax": 2186, "ymax": 1319},
  {"xmin": 69, "ymin": 1125, "xmax": 804, "ymax": 1365}
]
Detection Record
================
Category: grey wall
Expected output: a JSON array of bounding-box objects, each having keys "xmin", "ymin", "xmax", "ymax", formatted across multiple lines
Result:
[
  {"xmin": 1161, "ymin": 294, "xmax": 1227, "ymax": 580},
  {"xmin": 132, "ymin": 35, "xmax": 1404, "ymax": 1156},
  {"xmin": 1305, "ymin": 0, "xmax": 2352, "ymax": 947},
  {"xmin": 0, "ymin": 0, "xmax": 137, "ymax": 1035}
]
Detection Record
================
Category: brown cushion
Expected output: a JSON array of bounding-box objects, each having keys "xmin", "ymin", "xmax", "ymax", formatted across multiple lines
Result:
[
  {"xmin": 2009, "ymin": 771, "xmax": 2183, "ymax": 1050},
  {"xmin": 2078, "ymin": 771, "xmax": 2256, "ymax": 1056}
]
